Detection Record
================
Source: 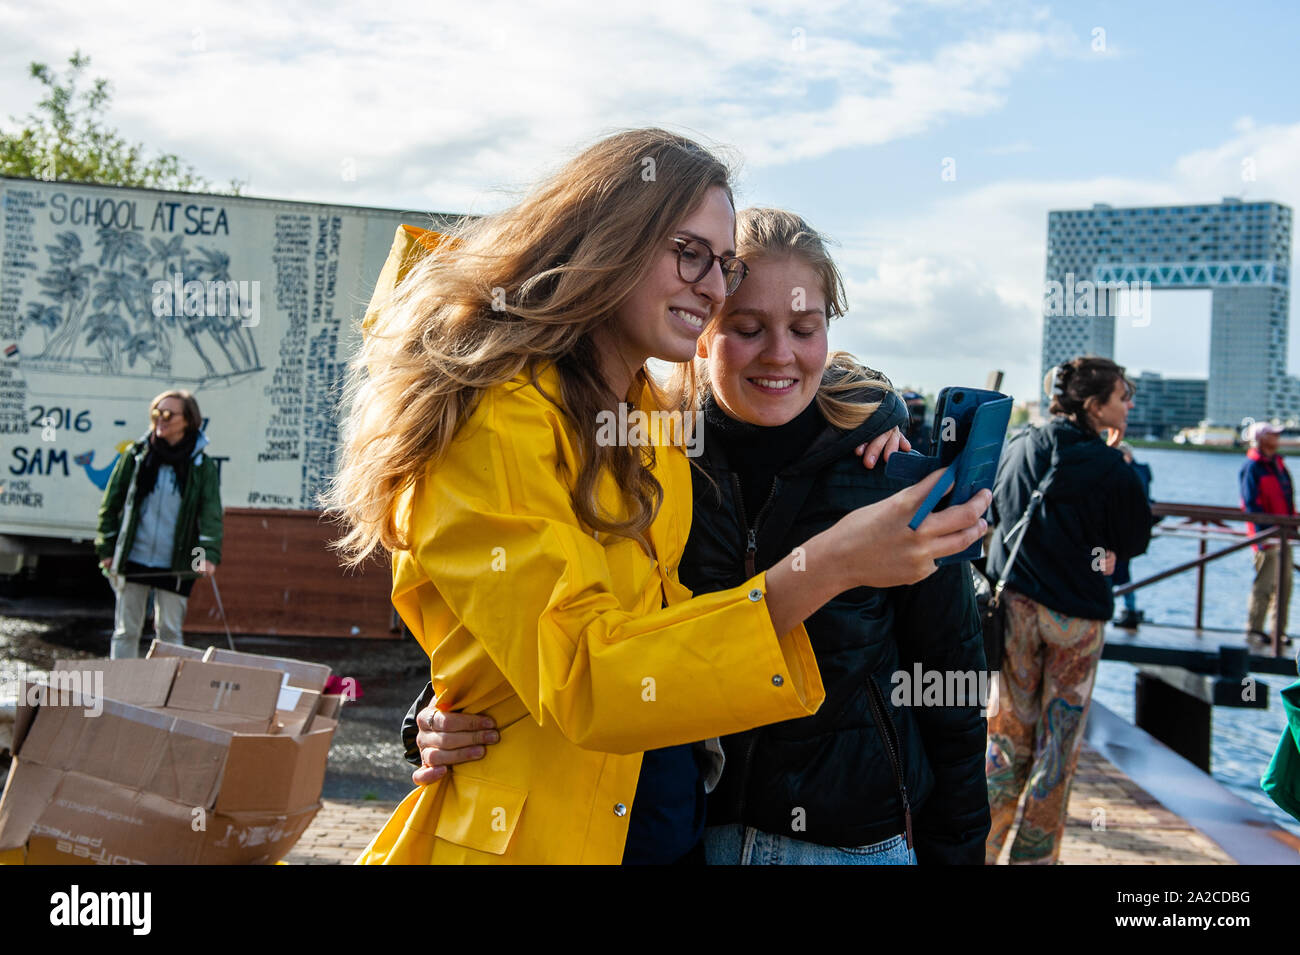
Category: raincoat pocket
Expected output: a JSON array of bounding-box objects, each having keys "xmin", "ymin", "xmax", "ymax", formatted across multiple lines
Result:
[{"xmin": 414, "ymin": 773, "xmax": 528, "ymax": 856}]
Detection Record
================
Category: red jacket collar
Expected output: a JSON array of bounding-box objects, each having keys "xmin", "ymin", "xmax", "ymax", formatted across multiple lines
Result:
[{"xmin": 1248, "ymin": 447, "xmax": 1285, "ymax": 466}]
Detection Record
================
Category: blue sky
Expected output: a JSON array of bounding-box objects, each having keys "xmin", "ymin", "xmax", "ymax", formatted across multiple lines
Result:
[{"xmin": 2, "ymin": 0, "xmax": 1295, "ymax": 408}]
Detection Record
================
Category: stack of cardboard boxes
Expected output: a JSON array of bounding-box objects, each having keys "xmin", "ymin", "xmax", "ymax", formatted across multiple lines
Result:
[{"xmin": 0, "ymin": 642, "xmax": 344, "ymax": 864}]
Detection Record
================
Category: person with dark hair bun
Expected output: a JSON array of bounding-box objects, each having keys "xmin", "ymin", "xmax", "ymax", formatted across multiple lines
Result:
[{"xmin": 983, "ymin": 356, "xmax": 1152, "ymax": 864}]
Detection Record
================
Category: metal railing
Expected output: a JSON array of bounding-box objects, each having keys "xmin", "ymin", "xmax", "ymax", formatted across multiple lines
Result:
[{"xmin": 1113, "ymin": 502, "xmax": 1297, "ymax": 656}]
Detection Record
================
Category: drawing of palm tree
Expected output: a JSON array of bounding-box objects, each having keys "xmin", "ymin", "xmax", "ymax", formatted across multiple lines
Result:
[
  {"xmin": 147, "ymin": 235, "xmax": 226, "ymax": 376},
  {"xmin": 185, "ymin": 310, "xmax": 236, "ymax": 372},
  {"xmin": 123, "ymin": 331, "xmax": 159, "ymax": 369},
  {"xmin": 83, "ymin": 311, "xmax": 131, "ymax": 373},
  {"xmin": 36, "ymin": 232, "xmax": 98, "ymax": 360},
  {"xmin": 95, "ymin": 226, "xmax": 148, "ymax": 271},
  {"xmin": 145, "ymin": 235, "xmax": 187, "ymax": 368},
  {"xmin": 192, "ymin": 245, "xmax": 260, "ymax": 370},
  {"xmin": 174, "ymin": 308, "xmax": 218, "ymax": 376},
  {"xmin": 123, "ymin": 264, "xmax": 154, "ymax": 318},
  {"xmin": 148, "ymin": 235, "xmax": 185, "ymax": 280},
  {"xmin": 92, "ymin": 270, "xmax": 138, "ymax": 320},
  {"xmin": 90, "ymin": 267, "xmax": 155, "ymax": 365},
  {"xmin": 47, "ymin": 231, "xmax": 82, "ymax": 267},
  {"xmin": 21, "ymin": 303, "xmax": 61, "ymax": 348}
]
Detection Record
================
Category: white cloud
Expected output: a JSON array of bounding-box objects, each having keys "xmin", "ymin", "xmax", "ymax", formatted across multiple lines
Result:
[
  {"xmin": 0, "ymin": 0, "xmax": 1062, "ymax": 210},
  {"xmin": 7, "ymin": 3, "xmax": 1290, "ymax": 418},
  {"xmin": 1172, "ymin": 119, "xmax": 1300, "ymax": 202},
  {"xmin": 827, "ymin": 120, "xmax": 1300, "ymax": 405}
]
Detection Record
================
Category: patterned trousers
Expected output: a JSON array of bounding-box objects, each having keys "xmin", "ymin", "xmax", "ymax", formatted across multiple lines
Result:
[{"xmin": 985, "ymin": 590, "xmax": 1105, "ymax": 864}]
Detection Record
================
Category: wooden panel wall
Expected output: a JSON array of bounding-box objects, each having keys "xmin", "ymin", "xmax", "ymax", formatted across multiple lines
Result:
[{"xmin": 183, "ymin": 508, "xmax": 399, "ymax": 639}]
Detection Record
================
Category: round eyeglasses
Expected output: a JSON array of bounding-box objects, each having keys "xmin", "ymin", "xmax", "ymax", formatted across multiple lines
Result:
[
  {"xmin": 672, "ymin": 237, "xmax": 748, "ymax": 296},
  {"xmin": 151, "ymin": 408, "xmax": 180, "ymax": 422}
]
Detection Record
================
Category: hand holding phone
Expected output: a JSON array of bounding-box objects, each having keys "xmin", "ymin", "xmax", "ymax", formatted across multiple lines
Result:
[{"xmin": 884, "ymin": 386, "xmax": 1012, "ymax": 565}]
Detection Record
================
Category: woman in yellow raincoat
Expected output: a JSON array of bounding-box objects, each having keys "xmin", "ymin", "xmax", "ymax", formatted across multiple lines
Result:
[{"xmin": 327, "ymin": 129, "xmax": 988, "ymax": 864}]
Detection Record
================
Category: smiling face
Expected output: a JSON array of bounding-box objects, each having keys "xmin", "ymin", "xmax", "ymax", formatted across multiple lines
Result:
[
  {"xmin": 151, "ymin": 395, "xmax": 189, "ymax": 446},
  {"xmin": 697, "ymin": 253, "xmax": 829, "ymax": 427},
  {"xmin": 594, "ymin": 185, "xmax": 736, "ymax": 398}
]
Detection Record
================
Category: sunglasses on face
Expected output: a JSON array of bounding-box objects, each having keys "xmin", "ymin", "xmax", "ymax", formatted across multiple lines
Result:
[
  {"xmin": 672, "ymin": 236, "xmax": 748, "ymax": 296},
  {"xmin": 151, "ymin": 408, "xmax": 181, "ymax": 422}
]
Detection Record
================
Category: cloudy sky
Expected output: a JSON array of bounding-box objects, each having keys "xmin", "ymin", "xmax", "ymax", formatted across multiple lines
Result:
[{"xmin": 2, "ymin": 0, "xmax": 1296, "ymax": 404}]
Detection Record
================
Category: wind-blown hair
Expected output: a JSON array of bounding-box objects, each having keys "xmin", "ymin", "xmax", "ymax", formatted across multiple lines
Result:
[
  {"xmin": 666, "ymin": 207, "xmax": 891, "ymax": 427},
  {"xmin": 326, "ymin": 129, "xmax": 733, "ymax": 565}
]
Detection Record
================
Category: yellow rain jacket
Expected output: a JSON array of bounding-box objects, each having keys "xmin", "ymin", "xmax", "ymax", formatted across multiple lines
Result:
[{"xmin": 355, "ymin": 228, "xmax": 824, "ymax": 865}]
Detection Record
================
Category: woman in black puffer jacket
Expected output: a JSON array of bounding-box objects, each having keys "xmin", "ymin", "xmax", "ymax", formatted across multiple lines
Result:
[
  {"xmin": 983, "ymin": 357, "xmax": 1152, "ymax": 864},
  {"xmin": 684, "ymin": 364, "xmax": 989, "ymax": 864},
  {"xmin": 675, "ymin": 209, "xmax": 987, "ymax": 865}
]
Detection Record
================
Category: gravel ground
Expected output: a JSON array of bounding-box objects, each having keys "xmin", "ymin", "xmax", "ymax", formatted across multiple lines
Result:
[{"xmin": 0, "ymin": 580, "xmax": 430, "ymax": 803}]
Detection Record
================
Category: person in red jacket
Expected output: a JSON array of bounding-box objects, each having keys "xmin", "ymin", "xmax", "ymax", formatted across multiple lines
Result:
[{"xmin": 1241, "ymin": 421, "xmax": 1295, "ymax": 643}]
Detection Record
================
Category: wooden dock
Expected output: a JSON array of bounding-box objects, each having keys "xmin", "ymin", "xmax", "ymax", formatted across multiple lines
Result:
[
  {"xmin": 1103, "ymin": 619, "xmax": 1298, "ymax": 676},
  {"xmin": 286, "ymin": 738, "xmax": 1268, "ymax": 865}
]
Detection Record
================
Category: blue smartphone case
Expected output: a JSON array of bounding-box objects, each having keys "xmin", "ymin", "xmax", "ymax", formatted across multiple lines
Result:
[{"xmin": 884, "ymin": 386, "xmax": 1012, "ymax": 565}]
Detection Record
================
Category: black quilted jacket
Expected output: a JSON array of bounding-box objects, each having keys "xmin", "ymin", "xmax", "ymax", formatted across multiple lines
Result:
[{"xmin": 687, "ymin": 386, "xmax": 990, "ymax": 863}]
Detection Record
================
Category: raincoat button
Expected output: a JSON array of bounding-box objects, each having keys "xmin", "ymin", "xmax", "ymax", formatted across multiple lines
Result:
[
  {"xmin": 748, "ymin": 588, "xmax": 762, "ymax": 602},
  {"xmin": 613, "ymin": 803, "xmax": 628, "ymax": 817},
  {"xmin": 771, "ymin": 674, "xmax": 784, "ymax": 687}
]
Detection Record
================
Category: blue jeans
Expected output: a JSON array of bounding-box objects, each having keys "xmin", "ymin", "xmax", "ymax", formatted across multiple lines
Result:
[{"xmin": 703, "ymin": 824, "xmax": 917, "ymax": 865}]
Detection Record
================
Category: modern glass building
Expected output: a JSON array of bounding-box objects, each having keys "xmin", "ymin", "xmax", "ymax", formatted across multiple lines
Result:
[
  {"xmin": 1042, "ymin": 199, "xmax": 1293, "ymax": 425},
  {"xmin": 1127, "ymin": 371, "xmax": 1208, "ymax": 440}
]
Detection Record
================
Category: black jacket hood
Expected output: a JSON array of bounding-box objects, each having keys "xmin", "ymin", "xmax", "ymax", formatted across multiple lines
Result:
[{"xmin": 1016, "ymin": 416, "xmax": 1128, "ymax": 496}]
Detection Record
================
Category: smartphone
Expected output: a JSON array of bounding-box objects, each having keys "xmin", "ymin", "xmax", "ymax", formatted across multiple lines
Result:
[{"xmin": 885, "ymin": 387, "xmax": 1012, "ymax": 565}]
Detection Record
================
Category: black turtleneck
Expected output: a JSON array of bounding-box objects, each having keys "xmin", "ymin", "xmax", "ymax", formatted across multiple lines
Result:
[{"xmin": 703, "ymin": 393, "xmax": 826, "ymax": 522}]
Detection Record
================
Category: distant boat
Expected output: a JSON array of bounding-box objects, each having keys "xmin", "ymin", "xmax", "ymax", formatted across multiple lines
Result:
[{"xmin": 1174, "ymin": 422, "xmax": 1239, "ymax": 447}]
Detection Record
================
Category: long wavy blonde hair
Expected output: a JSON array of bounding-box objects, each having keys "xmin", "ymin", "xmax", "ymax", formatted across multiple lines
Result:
[
  {"xmin": 665, "ymin": 207, "xmax": 894, "ymax": 425},
  {"xmin": 326, "ymin": 129, "xmax": 733, "ymax": 565}
]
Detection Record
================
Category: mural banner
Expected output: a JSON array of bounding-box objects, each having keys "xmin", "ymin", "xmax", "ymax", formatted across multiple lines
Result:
[{"xmin": 0, "ymin": 177, "xmax": 436, "ymax": 538}]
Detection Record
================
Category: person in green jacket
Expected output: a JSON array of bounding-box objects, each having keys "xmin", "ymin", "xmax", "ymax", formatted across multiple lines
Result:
[{"xmin": 95, "ymin": 389, "xmax": 223, "ymax": 658}]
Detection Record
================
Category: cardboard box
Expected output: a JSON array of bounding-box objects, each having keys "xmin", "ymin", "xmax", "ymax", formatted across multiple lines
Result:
[
  {"xmin": 145, "ymin": 643, "xmax": 332, "ymax": 735},
  {"xmin": 272, "ymin": 687, "xmax": 322, "ymax": 736},
  {"xmin": 200, "ymin": 646, "xmax": 331, "ymax": 693},
  {"xmin": 143, "ymin": 641, "xmax": 207, "ymax": 662},
  {"xmin": 316, "ymin": 693, "xmax": 345, "ymax": 721},
  {"xmin": 0, "ymin": 647, "xmax": 340, "ymax": 865}
]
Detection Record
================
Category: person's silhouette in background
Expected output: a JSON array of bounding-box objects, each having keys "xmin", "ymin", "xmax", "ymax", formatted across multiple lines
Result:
[
  {"xmin": 1241, "ymin": 421, "xmax": 1295, "ymax": 646},
  {"xmin": 96, "ymin": 390, "xmax": 222, "ymax": 658},
  {"xmin": 902, "ymin": 391, "xmax": 932, "ymax": 452}
]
